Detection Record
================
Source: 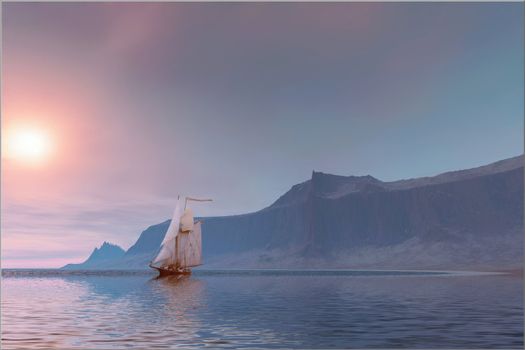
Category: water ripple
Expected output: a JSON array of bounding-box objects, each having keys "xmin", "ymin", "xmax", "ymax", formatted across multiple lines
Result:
[{"xmin": 1, "ymin": 270, "xmax": 522, "ymax": 349}]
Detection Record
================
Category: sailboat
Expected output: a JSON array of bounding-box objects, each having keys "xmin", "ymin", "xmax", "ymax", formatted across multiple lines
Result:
[{"xmin": 149, "ymin": 196, "xmax": 212, "ymax": 277}]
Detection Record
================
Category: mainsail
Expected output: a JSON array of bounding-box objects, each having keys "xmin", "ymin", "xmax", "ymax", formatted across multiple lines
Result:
[
  {"xmin": 175, "ymin": 221, "xmax": 202, "ymax": 267},
  {"xmin": 151, "ymin": 197, "xmax": 183, "ymax": 268}
]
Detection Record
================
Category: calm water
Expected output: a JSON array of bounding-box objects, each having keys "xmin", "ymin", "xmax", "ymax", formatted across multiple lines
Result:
[{"xmin": 1, "ymin": 269, "xmax": 522, "ymax": 349}]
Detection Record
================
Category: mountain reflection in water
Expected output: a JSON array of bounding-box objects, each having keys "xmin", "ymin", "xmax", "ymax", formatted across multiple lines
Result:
[{"xmin": 1, "ymin": 269, "xmax": 523, "ymax": 349}]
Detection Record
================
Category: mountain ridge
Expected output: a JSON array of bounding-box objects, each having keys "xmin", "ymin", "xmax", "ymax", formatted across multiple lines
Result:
[
  {"xmin": 62, "ymin": 241, "xmax": 125, "ymax": 269},
  {"xmin": 62, "ymin": 155, "xmax": 523, "ymax": 270}
]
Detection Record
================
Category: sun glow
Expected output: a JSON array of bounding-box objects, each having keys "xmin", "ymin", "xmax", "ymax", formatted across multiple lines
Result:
[{"xmin": 3, "ymin": 126, "xmax": 54, "ymax": 164}]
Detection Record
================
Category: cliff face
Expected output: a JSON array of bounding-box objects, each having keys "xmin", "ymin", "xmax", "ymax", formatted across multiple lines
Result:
[
  {"xmin": 63, "ymin": 156, "xmax": 523, "ymax": 270},
  {"xmin": 125, "ymin": 220, "xmax": 169, "ymax": 257},
  {"xmin": 199, "ymin": 156, "xmax": 522, "ymax": 269}
]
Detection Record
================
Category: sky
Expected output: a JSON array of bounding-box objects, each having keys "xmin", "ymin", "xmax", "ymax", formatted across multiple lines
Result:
[{"xmin": 2, "ymin": 3, "xmax": 523, "ymax": 268}]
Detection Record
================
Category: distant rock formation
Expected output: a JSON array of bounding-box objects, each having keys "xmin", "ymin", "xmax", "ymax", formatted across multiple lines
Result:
[
  {"xmin": 62, "ymin": 242, "xmax": 125, "ymax": 269},
  {"xmin": 63, "ymin": 155, "xmax": 523, "ymax": 270}
]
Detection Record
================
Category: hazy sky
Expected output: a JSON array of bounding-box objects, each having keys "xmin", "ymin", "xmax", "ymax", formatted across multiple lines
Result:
[{"xmin": 2, "ymin": 3, "xmax": 523, "ymax": 267}]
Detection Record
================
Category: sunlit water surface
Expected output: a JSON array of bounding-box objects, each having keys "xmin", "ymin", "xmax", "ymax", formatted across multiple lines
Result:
[{"xmin": 1, "ymin": 269, "xmax": 522, "ymax": 349}]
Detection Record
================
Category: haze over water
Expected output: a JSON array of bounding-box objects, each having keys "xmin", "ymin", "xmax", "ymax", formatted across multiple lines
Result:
[{"xmin": 1, "ymin": 270, "xmax": 522, "ymax": 349}]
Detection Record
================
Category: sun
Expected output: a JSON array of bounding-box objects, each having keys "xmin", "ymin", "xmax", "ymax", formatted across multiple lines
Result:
[{"xmin": 3, "ymin": 126, "xmax": 53, "ymax": 164}]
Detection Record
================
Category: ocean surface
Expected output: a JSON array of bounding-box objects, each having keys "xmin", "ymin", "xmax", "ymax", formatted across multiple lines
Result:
[{"xmin": 1, "ymin": 269, "xmax": 522, "ymax": 349}]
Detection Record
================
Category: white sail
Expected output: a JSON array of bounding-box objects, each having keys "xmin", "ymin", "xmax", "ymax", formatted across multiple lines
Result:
[
  {"xmin": 180, "ymin": 208, "xmax": 194, "ymax": 233},
  {"xmin": 175, "ymin": 221, "xmax": 202, "ymax": 268},
  {"xmin": 151, "ymin": 198, "xmax": 183, "ymax": 268}
]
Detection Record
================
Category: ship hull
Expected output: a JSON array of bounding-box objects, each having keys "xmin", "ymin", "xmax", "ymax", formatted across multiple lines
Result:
[{"xmin": 150, "ymin": 265, "xmax": 192, "ymax": 278}]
